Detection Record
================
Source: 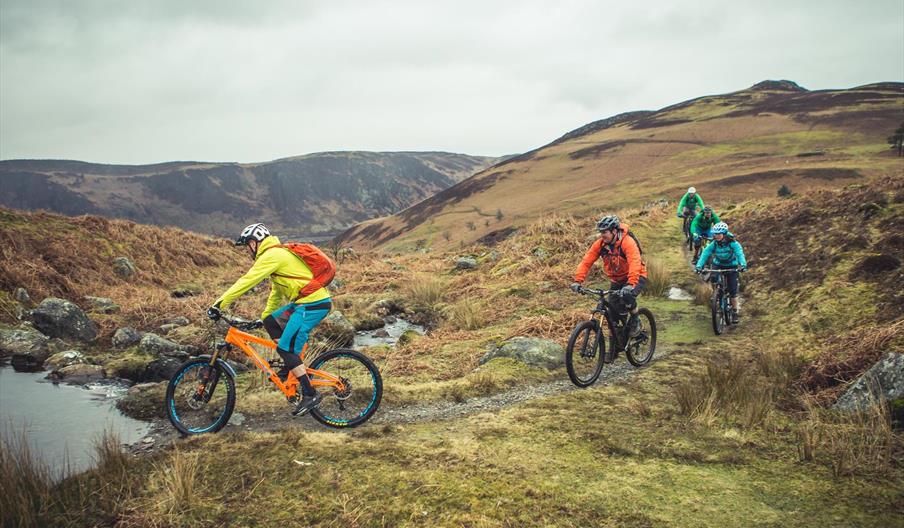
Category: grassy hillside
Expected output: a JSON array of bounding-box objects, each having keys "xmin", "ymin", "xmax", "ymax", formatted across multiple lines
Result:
[
  {"xmin": 3, "ymin": 177, "xmax": 901, "ymax": 526},
  {"xmin": 0, "ymin": 151, "xmax": 499, "ymax": 241},
  {"xmin": 338, "ymin": 81, "xmax": 903, "ymax": 251}
]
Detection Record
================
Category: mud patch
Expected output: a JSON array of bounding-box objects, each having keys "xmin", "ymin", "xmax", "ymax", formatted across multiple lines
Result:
[
  {"xmin": 713, "ymin": 168, "xmax": 861, "ymax": 187},
  {"xmin": 852, "ymin": 254, "xmax": 901, "ymax": 276},
  {"xmin": 477, "ymin": 227, "xmax": 518, "ymax": 246}
]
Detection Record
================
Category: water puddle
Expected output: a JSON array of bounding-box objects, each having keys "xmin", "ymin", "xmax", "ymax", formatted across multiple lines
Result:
[
  {"xmin": 354, "ymin": 318, "xmax": 426, "ymax": 348},
  {"xmin": 668, "ymin": 287, "xmax": 693, "ymax": 301},
  {"xmin": 0, "ymin": 365, "xmax": 150, "ymax": 477}
]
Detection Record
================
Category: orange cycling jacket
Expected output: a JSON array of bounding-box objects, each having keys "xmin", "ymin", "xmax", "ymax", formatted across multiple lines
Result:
[{"xmin": 573, "ymin": 225, "xmax": 647, "ymax": 287}]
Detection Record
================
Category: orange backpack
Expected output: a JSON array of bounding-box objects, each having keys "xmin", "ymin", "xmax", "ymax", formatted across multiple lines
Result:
[{"xmin": 266, "ymin": 243, "xmax": 336, "ymax": 299}]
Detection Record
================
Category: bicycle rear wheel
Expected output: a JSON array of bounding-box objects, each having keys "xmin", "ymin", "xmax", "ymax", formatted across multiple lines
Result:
[
  {"xmin": 626, "ymin": 308, "xmax": 657, "ymax": 366},
  {"xmin": 166, "ymin": 358, "xmax": 236, "ymax": 436},
  {"xmin": 309, "ymin": 349, "xmax": 382, "ymax": 428},
  {"xmin": 566, "ymin": 320, "xmax": 604, "ymax": 387}
]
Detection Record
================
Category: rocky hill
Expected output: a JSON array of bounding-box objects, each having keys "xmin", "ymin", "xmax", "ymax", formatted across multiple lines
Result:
[
  {"xmin": 0, "ymin": 151, "xmax": 498, "ymax": 240},
  {"xmin": 337, "ymin": 80, "xmax": 904, "ymax": 250}
]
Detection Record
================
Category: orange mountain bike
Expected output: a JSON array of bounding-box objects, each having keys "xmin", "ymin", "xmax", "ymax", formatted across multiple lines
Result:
[{"xmin": 165, "ymin": 316, "xmax": 382, "ymax": 435}]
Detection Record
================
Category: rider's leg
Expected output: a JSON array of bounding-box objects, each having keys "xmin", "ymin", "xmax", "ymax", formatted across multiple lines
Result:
[
  {"xmin": 624, "ymin": 278, "xmax": 646, "ymax": 336},
  {"xmin": 279, "ymin": 304, "xmax": 331, "ymax": 396},
  {"xmin": 725, "ymin": 271, "xmax": 740, "ymax": 322},
  {"xmin": 265, "ymin": 304, "xmax": 295, "ymax": 380}
]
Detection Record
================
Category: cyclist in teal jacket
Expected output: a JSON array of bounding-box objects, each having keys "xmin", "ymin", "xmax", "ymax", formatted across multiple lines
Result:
[{"xmin": 695, "ymin": 222, "xmax": 748, "ymax": 323}]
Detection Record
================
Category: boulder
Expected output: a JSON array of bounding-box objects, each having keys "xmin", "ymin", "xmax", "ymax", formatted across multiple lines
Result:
[
  {"xmin": 316, "ymin": 311, "xmax": 355, "ymax": 347},
  {"xmin": 834, "ymin": 352, "xmax": 904, "ymax": 411},
  {"xmin": 163, "ymin": 316, "xmax": 190, "ymax": 327},
  {"xmin": 112, "ymin": 257, "xmax": 137, "ymax": 279},
  {"xmin": 105, "ymin": 352, "xmax": 155, "ymax": 382},
  {"xmin": 30, "ymin": 298, "xmax": 98, "ymax": 342},
  {"xmin": 373, "ymin": 328, "xmax": 390, "ymax": 338},
  {"xmin": 532, "ymin": 247, "xmax": 550, "ymax": 261},
  {"xmin": 50, "ymin": 364, "xmax": 105, "ymax": 384},
  {"xmin": 139, "ymin": 333, "xmax": 195, "ymax": 359},
  {"xmin": 0, "ymin": 325, "xmax": 50, "ymax": 357},
  {"xmin": 352, "ymin": 314, "xmax": 385, "ymax": 331},
  {"xmin": 455, "ymin": 256, "xmax": 478, "ymax": 270},
  {"xmin": 372, "ymin": 299, "xmax": 405, "ymax": 316},
  {"xmin": 84, "ymin": 296, "xmax": 120, "ymax": 314},
  {"xmin": 398, "ymin": 329, "xmax": 421, "ymax": 346},
  {"xmin": 44, "ymin": 350, "xmax": 86, "ymax": 371},
  {"xmin": 158, "ymin": 324, "xmax": 180, "ymax": 334},
  {"xmin": 480, "ymin": 337, "xmax": 565, "ymax": 370},
  {"xmin": 140, "ymin": 357, "xmax": 184, "ymax": 382},
  {"xmin": 112, "ymin": 327, "xmax": 144, "ymax": 348},
  {"xmin": 117, "ymin": 382, "xmax": 167, "ymax": 420},
  {"xmin": 14, "ymin": 287, "xmax": 32, "ymax": 306}
]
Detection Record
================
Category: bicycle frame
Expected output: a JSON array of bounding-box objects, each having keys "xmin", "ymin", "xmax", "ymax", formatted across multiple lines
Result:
[
  {"xmin": 211, "ymin": 326, "xmax": 347, "ymax": 399},
  {"xmin": 584, "ymin": 289, "xmax": 628, "ymax": 350}
]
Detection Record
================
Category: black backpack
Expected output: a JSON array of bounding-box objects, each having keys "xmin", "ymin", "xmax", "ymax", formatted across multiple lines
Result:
[{"xmin": 599, "ymin": 231, "xmax": 644, "ymax": 259}]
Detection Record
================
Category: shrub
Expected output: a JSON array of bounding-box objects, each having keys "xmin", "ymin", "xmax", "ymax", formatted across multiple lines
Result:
[
  {"xmin": 444, "ymin": 298, "xmax": 482, "ymax": 330},
  {"xmin": 404, "ymin": 275, "xmax": 446, "ymax": 310},
  {"xmin": 643, "ymin": 257, "xmax": 671, "ymax": 297},
  {"xmin": 778, "ymin": 184, "xmax": 792, "ymax": 197}
]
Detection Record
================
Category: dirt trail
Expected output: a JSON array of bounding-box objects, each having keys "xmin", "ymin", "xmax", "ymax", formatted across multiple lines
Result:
[{"xmin": 136, "ymin": 347, "xmax": 677, "ymax": 451}]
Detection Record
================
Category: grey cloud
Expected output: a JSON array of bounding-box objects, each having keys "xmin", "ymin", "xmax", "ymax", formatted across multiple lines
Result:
[{"xmin": 1, "ymin": 0, "xmax": 901, "ymax": 163}]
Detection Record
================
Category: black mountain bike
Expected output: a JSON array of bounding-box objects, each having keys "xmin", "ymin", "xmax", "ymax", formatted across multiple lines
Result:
[
  {"xmin": 681, "ymin": 213, "xmax": 695, "ymax": 252},
  {"xmin": 698, "ymin": 267, "xmax": 742, "ymax": 335},
  {"xmin": 565, "ymin": 287, "xmax": 657, "ymax": 387}
]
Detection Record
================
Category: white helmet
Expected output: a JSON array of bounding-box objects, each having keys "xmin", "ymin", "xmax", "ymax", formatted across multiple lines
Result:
[
  {"xmin": 712, "ymin": 222, "xmax": 729, "ymax": 235},
  {"xmin": 688, "ymin": 186, "xmax": 697, "ymax": 194},
  {"xmin": 235, "ymin": 223, "xmax": 270, "ymax": 246}
]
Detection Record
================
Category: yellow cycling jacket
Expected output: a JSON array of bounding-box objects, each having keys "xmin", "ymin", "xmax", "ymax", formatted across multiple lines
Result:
[{"xmin": 214, "ymin": 236, "xmax": 330, "ymax": 318}]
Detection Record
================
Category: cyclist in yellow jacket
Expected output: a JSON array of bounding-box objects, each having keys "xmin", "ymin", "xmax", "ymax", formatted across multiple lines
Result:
[{"xmin": 207, "ymin": 223, "xmax": 331, "ymax": 416}]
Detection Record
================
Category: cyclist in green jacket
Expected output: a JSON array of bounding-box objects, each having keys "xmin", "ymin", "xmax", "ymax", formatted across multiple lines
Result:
[
  {"xmin": 690, "ymin": 206, "xmax": 720, "ymax": 264},
  {"xmin": 676, "ymin": 186, "xmax": 704, "ymax": 219}
]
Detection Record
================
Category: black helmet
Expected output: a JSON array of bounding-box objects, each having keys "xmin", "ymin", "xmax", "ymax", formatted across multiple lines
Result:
[
  {"xmin": 596, "ymin": 215, "xmax": 620, "ymax": 232},
  {"xmin": 703, "ymin": 206, "xmax": 713, "ymax": 215},
  {"xmin": 235, "ymin": 223, "xmax": 270, "ymax": 246}
]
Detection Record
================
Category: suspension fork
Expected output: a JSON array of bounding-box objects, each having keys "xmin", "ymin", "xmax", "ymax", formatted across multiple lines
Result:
[{"xmin": 195, "ymin": 344, "xmax": 228, "ymax": 402}]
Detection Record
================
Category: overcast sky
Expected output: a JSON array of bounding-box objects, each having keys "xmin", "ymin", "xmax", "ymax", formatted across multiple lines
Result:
[{"xmin": 1, "ymin": 0, "xmax": 901, "ymax": 164}]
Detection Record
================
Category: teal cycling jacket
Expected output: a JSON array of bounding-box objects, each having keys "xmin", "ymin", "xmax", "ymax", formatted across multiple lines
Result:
[{"xmin": 697, "ymin": 233, "xmax": 747, "ymax": 268}]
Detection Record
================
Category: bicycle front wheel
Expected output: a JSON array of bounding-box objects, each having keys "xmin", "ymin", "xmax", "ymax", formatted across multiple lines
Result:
[
  {"xmin": 166, "ymin": 358, "xmax": 236, "ymax": 436},
  {"xmin": 566, "ymin": 320, "xmax": 604, "ymax": 387},
  {"xmin": 711, "ymin": 291, "xmax": 725, "ymax": 335},
  {"xmin": 309, "ymin": 349, "xmax": 382, "ymax": 428}
]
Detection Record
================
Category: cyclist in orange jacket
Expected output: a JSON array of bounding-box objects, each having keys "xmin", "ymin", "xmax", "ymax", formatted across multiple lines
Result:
[{"xmin": 571, "ymin": 215, "xmax": 648, "ymax": 336}]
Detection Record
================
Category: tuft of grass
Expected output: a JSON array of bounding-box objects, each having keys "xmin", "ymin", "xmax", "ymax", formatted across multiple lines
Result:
[
  {"xmin": 691, "ymin": 281, "xmax": 711, "ymax": 305},
  {"xmin": 0, "ymin": 427, "xmax": 54, "ymax": 527},
  {"xmin": 644, "ymin": 256, "xmax": 671, "ymax": 297},
  {"xmin": 153, "ymin": 448, "xmax": 200, "ymax": 515},
  {"xmin": 798, "ymin": 397, "xmax": 899, "ymax": 477},
  {"xmin": 444, "ymin": 298, "xmax": 482, "ymax": 330},
  {"xmin": 404, "ymin": 274, "xmax": 446, "ymax": 309}
]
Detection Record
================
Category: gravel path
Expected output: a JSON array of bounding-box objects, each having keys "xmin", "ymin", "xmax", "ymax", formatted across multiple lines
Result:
[{"xmin": 135, "ymin": 347, "xmax": 675, "ymax": 451}]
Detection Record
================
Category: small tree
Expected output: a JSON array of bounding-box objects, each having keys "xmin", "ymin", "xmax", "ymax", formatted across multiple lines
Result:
[
  {"xmin": 466, "ymin": 221, "xmax": 476, "ymax": 231},
  {"xmin": 778, "ymin": 184, "xmax": 792, "ymax": 198},
  {"xmin": 442, "ymin": 230, "xmax": 451, "ymax": 242},
  {"xmin": 495, "ymin": 209, "xmax": 504, "ymax": 221},
  {"xmin": 888, "ymin": 121, "xmax": 904, "ymax": 156}
]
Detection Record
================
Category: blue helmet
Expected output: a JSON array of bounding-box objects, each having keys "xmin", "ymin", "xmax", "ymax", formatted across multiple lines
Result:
[{"xmin": 711, "ymin": 222, "xmax": 729, "ymax": 235}]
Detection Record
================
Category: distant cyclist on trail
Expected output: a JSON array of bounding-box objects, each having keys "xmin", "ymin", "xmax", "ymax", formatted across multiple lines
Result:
[
  {"xmin": 676, "ymin": 186, "xmax": 705, "ymax": 219},
  {"xmin": 207, "ymin": 223, "xmax": 333, "ymax": 417},
  {"xmin": 571, "ymin": 215, "xmax": 648, "ymax": 336},
  {"xmin": 690, "ymin": 206, "xmax": 721, "ymax": 264},
  {"xmin": 695, "ymin": 221, "xmax": 748, "ymax": 323}
]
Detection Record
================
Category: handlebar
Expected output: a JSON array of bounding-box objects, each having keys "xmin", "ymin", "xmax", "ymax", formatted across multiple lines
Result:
[
  {"xmin": 576, "ymin": 286, "xmax": 620, "ymax": 297},
  {"xmin": 697, "ymin": 267, "xmax": 745, "ymax": 273},
  {"xmin": 218, "ymin": 315, "xmax": 264, "ymax": 331}
]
